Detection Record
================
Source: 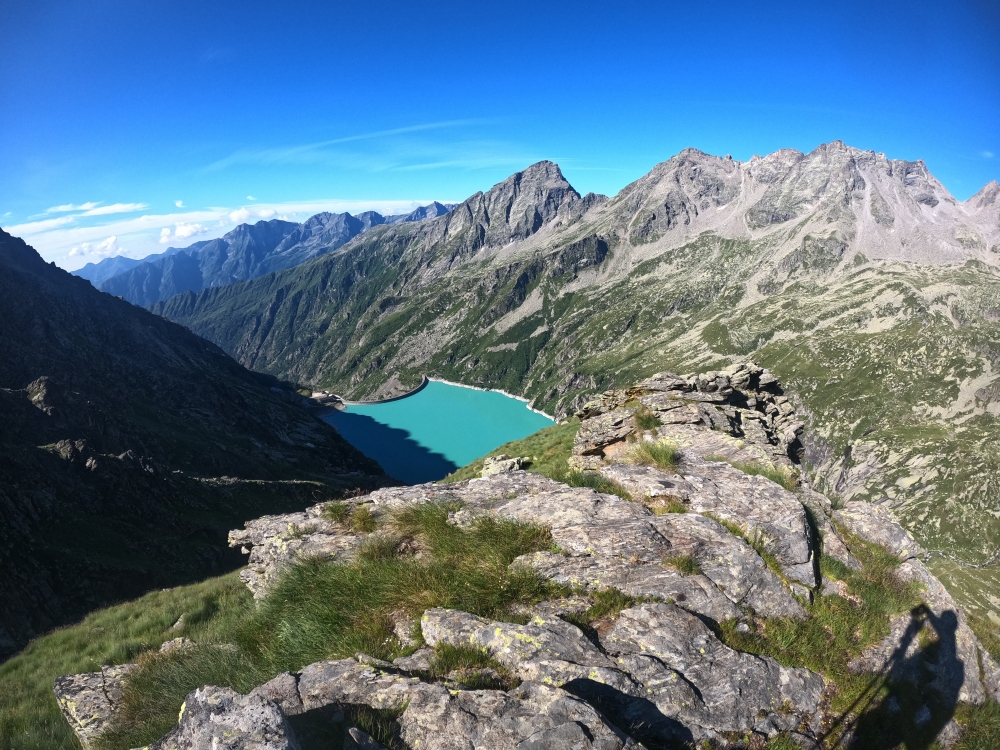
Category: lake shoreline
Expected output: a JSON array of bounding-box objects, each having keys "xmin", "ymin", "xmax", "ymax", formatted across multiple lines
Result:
[{"xmin": 426, "ymin": 377, "xmax": 554, "ymax": 421}]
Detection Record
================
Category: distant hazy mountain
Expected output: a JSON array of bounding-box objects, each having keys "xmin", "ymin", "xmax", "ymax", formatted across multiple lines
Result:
[
  {"xmin": 153, "ymin": 144, "xmax": 1000, "ymax": 618},
  {"xmin": 72, "ymin": 245, "xmax": 188, "ymax": 286},
  {"xmin": 384, "ymin": 201, "xmax": 457, "ymax": 224},
  {"xmin": 75, "ymin": 202, "xmax": 455, "ymax": 307}
]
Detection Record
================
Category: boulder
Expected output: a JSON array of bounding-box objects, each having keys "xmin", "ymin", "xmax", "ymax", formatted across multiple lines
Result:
[
  {"xmin": 53, "ymin": 664, "xmax": 137, "ymax": 748},
  {"xmin": 833, "ymin": 501, "xmax": 925, "ymax": 561},
  {"xmin": 147, "ymin": 686, "xmax": 298, "ymax": 750},
  {"xmin": 603, "ymin": 603, "xmax": 824, "ymax": 741},
  {"xmin": 481, "ymin": 454, "xmax": 525, "ymax": 476}
]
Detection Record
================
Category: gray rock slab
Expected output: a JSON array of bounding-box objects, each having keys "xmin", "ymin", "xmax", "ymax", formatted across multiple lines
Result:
[
  {"xmin": 574, "ymin": 408, "xmax": 638, "ymax": 456},
  {"xmin": 656, "ymin": 423, "xmax": 785, "ymax": 467},
  {"xmin": 53, "ymin": 663, "xmax": 137, "ymax": 748},
  {"xmin": 250, "ymin": 672, "xmax": 303, "ymax": 716},
  {"xmin": 599, "ymin": 463, "xmax": 692, "ymax": 502},
  {"xmin": 148, "ymin": 686, "xmax": 298, "ymax": 750},
  {"xmin": 344, "ymin": 727, "xmax": 388, "ymax": 750},
  {"xmin": 229, "ymin": 504, "xmax": 368, "ymax": 599},
  {"xmin": 516, "ymin": 551, "xmax": 741, "ymax": 623},
  {"xmin": 297, "ymin": 658, "xmax": 439, "ymax": 713},
  {"xmin": 421, "ymin": 608, "xmax": 636, "ymax": 694},
  {"xmin": 679, "ymin": 460, "xmax": 817, "ymax": 586},
  {"xmin": 796, "ymin": 487, "xmax": 861, "ymax": 571},
  {"xmin": 650, "ymin": 513, "xmax": 807, "ymax": 618},
  {"xmin": 398, "ymin": 681, "xmax": 640, "ymax": 750},
  {"xmin": 603, "ymin": 603, "xmax": 824, "ymax": 739},
  {"xmin": 833, "ymin": 501, "xmax": 925, "ymax": 561},
  {"xmin": 897, "ymin": 559, "xmax": 986, "ymax": 705}
]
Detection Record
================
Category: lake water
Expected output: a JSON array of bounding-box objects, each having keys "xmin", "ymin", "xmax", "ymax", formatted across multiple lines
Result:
[{"xmin": 321, "ymin": 380, "xmax": 554, "ymax": 484}]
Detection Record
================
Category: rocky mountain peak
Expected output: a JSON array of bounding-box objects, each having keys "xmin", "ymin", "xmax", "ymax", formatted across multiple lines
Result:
[{"xmin": 435, "ymin": 160, "xmax": 583, "ymax": 252}]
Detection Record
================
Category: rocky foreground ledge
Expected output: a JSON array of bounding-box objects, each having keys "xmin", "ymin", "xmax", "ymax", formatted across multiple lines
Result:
[{"xmin": 55, "ymin": 364, "xmax": 1000, "ymax": 749}]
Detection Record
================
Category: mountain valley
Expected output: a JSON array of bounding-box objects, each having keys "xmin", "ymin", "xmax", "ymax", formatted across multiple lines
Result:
[{"xmin": 148, "ymin": 143, "xmax": 1000, "ymax": 618}]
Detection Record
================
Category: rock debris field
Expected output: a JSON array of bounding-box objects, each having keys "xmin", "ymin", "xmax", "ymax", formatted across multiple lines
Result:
[{"xmin": 54, "ymin": 363, "xmax": 1000, "ymax": 749}]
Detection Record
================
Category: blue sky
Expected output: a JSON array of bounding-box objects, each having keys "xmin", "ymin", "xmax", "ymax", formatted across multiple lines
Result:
[{"xmin": 1, "ymin": 0, "xmax": 997, "ymax": 271}]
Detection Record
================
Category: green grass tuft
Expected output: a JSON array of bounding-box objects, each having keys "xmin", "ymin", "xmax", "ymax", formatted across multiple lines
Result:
[
  {"xmin": 560, "ymin": 470, "xmax": 632, "ymax": 500},
  {"xmin": 632, "ymin": 405, "xmax": 662, "ymax": 430},
  {"xmin": 725, "ymin": 459, "xmax": 799, "ymax": 491},
  {"xmin": 662, "ymin": 554, "xmax": 701, "ymax": 575},
  {"xmin": 350, "ymin": 505, "xmax": 378, "ymax": 533},
  {"xmin": 627, "ymin": 440, "xmax": 679, "ymax": 471},
  {"xmin": 83, "ymin": 502, "xmax": 560, "ymax": 749},
  {"xmin": 322, "ymin": 501, "xmax": 350, "ymax": 524},
  {"xmin": 441, "ymin": 420, "xmax": 580, "ymax": 483}
]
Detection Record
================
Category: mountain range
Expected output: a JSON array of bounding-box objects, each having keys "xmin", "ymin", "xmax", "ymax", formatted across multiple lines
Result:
[
  {"xmin": 0, "ymin": 228, "xmax": 386, "ymax": 658},
  {"xmin": 73, "ymin": 202, "xmax": 456, "ymax": 307},
  {"xmin": 150, "ymin": 142, "xmax": 1000, "ymax": 617}
]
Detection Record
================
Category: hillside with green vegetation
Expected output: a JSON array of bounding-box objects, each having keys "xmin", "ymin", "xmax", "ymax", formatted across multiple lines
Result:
[
  {"xmin": 18, "ymin": 377, "xmax": 1000, "ymax": 749},
  {"xmin": 0, "ymin": 228, "xmax": 386, "ymax": 661},
  {"xmin": 153, "ymin": 145, "xmax": 1000, "ymax": 620}
]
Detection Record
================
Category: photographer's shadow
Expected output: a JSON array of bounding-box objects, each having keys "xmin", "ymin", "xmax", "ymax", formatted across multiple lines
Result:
[{"xmin": 845, "ymin": 604, "xmax": 962, "ymax": 749}]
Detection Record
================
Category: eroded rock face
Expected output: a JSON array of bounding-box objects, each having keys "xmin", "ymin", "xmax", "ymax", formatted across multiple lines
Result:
[
  {"xmin": 604, "ymin": 603, "xmax": 825, "ymax": 741},
  {"xmin": 833, "ymin": 501, "xmax": 925, "ymax": 561},
  {"xmin": 52, "ymin": 664, "xmax": 137, "ymax": 748},
  {"xmin": 148, "ymin": 686, "xmax": 299, "ymax": 750}
]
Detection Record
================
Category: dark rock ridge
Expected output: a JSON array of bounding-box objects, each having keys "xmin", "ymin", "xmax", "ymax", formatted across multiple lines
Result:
[
  {"xmin": 78, "ymin": 202, "xmax": 456, "ymax": 307},
  {"xmin": 0, "ymin": 229, "xmax": 388, "ymax": 659},
  {"xmin": 56, "ymin": 365, "xmax": 999, "ymax": 748}
]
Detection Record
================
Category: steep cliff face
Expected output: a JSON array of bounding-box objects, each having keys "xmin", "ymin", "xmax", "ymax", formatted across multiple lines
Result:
[
  {"xmin": 149, "ymin": 144, "xmax": 1000, "ymax": 617},
  {"xmin": 0, "ymin": 229, "xmax": 386, "ymax": 658}
]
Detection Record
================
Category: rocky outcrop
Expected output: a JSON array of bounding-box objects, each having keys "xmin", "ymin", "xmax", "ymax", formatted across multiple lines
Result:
[
  {"xmin": 55, "ymin": 365, "xmax": 1000, "ymax": 749},
  {"xmin": 570, "ymin": 362, "xmax": 802, "ymax": 471},
  {"xmin": 53, "ymin": 664, "xmax": 136, "ymax": 748}
]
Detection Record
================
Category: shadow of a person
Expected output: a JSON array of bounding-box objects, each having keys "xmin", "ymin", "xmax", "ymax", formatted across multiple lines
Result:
[{"xmin": 843, "ymin": 604, "xmax": 962, "ymax": 749}]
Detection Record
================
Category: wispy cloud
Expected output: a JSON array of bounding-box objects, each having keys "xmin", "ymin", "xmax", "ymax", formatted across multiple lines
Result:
[
  {"xmin": 206, "ymin": 120, "xmax": 486, "ymax": 171},
  {"xmin": 6, "ymin": 215, "xmax": 76, "ymax": 234},
  {"xmin": 984, "ymin": 151, "xmax": 995, "ymax": 159},
  {"xmin": 46, "ymin": 201, "xmax": 101, "ymax": 213},
  {"xmin": 80, "ymin": 202, "xmax": 148, "ymax": 216},
  {"xmin": 175, "ymin": 200, "xmax": 184, "ymax": 208}
]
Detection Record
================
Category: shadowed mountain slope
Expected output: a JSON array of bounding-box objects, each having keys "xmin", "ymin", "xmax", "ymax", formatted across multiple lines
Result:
[
  {"xmin": 0, "ymin": 228, "xmax": 386, "ymax": 659},
  {"xmin": 152, "ymin": 146, "xmax": 1000, "ymax": 618}
]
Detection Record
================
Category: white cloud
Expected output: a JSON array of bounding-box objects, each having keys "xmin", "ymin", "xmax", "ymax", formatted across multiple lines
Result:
[
  {"xmin": 983, "ymin": 151, "xmax": 995, "ymax": 159},
  {"xmin": 175, "ymin": 200, "xmax": 184, "ymax": 208},
  {"xmin": 229, "ymin": 207, "xmax": 251, "ymax": 224},
  {"xmin": 19, "ymin": 198, "xmax": 437, "ymax": 271},
  {"xmin": 6, "ymin": 215, "xmax": 76, "ymax": 235},
  {"xmin": 46, "ymin": 201, "xmax": 101, "ymax": 213},
  {"xmin": 68, "ymin": 235, "xmax": 124, "ymax": 259},
  {"xmin": 246, "ymin": 195, "xmax": 256, "ymax": 201},
  {"xmin": 175, "ymin": 222, "xmax": 206, "ymax": 239},
  {"xmin": 160, "ymin": 222, "xmax": 207, "ymax": 243},
  {"xmin": 80, "ymin": 202, "xmax": 148, "ymax": 217}
]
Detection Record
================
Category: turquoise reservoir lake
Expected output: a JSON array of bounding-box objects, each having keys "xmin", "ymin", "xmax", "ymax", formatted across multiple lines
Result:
[{"xmin": 322, "ymin": 380, "xmax": 554, "ymax": 484}]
